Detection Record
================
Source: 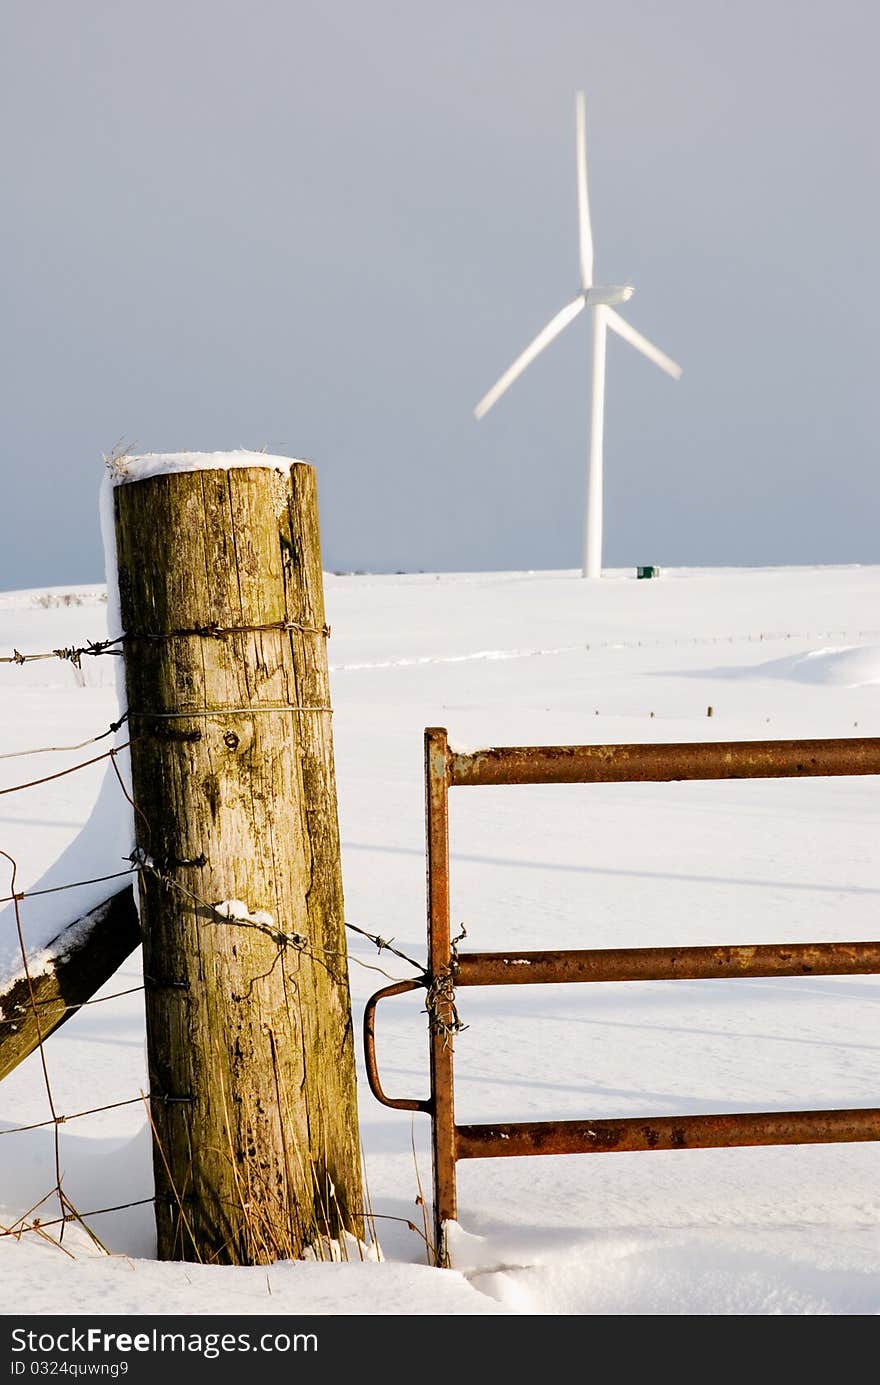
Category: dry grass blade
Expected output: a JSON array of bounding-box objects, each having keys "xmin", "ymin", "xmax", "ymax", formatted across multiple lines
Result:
[
  {"xmin": 140, "ymin": 1093, "xmax": 203, "ymax": 1264},
  {"xmin": 411, "ymin": 1119, "xmax": 436, "ymax": 1265}
]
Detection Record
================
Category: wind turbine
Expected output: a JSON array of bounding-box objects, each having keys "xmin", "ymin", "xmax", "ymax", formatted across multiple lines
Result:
[{"xmin": 475, "ymin": 92, "xmax": 682, "ymax": 579}]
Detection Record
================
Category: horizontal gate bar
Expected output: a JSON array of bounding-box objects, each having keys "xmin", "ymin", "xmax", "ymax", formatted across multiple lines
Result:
[
  {"xmin": 450, "ymin": 736, "xmax": 880, "ymax": 787},
  {"xmin": 455, "ymin": 1108, "xmax": 880, "ymax": 1159},
  {"xmin": 455, "ymin": 940, "xmax": 880, "ymax": 986}
]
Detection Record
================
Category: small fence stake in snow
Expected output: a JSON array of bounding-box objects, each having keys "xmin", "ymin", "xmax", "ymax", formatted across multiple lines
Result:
[{"xmin": 114, "ymin": 457, "xmax": 363, "ymax": 1264}]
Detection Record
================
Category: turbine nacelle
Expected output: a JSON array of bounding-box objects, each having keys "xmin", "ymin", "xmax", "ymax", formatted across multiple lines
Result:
[{"xmin": 583, "ymin": 285, "xmax": 634, "ymax": 308}]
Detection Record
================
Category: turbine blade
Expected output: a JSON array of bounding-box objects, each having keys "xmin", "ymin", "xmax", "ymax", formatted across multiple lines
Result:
[
  {"xmin": 605, "ymin": 308, "xmax": 682, "ymax": 380},
  {"xmin": 575, "ymin": 91, "xmax": 594, "ymax": 290},
  {"xmin": 474, "ymin": 297, "xmax": 586, "ymax": 420}
]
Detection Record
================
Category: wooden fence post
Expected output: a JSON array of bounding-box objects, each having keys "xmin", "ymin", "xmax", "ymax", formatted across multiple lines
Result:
[{"xmin": 113, "ymin": 460, "xmax": 363, "ymax": 1264}]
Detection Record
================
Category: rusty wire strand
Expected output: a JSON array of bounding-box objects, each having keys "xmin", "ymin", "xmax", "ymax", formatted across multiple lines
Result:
[
  {"xmin": 129, "ymin": 704, "xmax": 333, "ymax": 720},
  {"xmin": 137, "ymin": 842, "xmax": 435, "ymax": 987},
  {"xmin": 137, "ymin": 860, "xmax": 404, "ymax": 983},
  {"xmin": 424, "ymin": 926, "xmax": 468, "ymax": 1046},
  {"xmin": 0, "ymin": 748, "xmax": 145, "ymax": 1248},
  {"xmin": 127, "ymin": 617, "xmax": 330, "ymax": 641},
  {"xmin": 1, "ymin": 725, "xmax": 438, "ymax": 982},
  {"xmin": 108, "ymin": 746, "xmax": 152, "ymax": 850},
  {"xmin": 344, "ymin": 954, "xmax": 420, "ymax": 984},
  {"xmin": 0, "ymin": 616, "xmax": 329, "ymax": 671},
  {"xmin": 0, "ymin": 743, "xmax": 132, "ymax": 798},
  {"xmin": 0, "ymin": 1094, "xmax": 148, "ymax": 1137},
  {"xmin": 133, "ymin": 859, "xmax": 369, "ymax": 998},
  {"xmin": 3, "ymin": 984, "xmax": 145, "ymax": 1024},
  {"xmin": 0, "ymin": 638, "xmax": 123, "ymax": 668},
  {"xmin": 0, "ymin": 867, "xmax": 136, "ymax": 908},
  {"xmin": 0, "ymin": 708, "xmax": 431, "ymax": 1254},
  {"xmin": 133, "ymin": 857, "xmax": 310, "ymax": 953},
  {"xmin": 343, "ymin": 920, "xmax": 425, "ymax": 975},
  {"xmin": 134, "ymin": 855, "xmax": 419, "ymax": 986},
  {"xmin": 0, "ymin": 849, "xmax": 70, "ymax": 1236},
  {"xmin": 7, "ymin": 619, "xmax": 880, "ymax": 678},
  {"xmin": 0, "ymin": 719, "xmax": 456, "ymax": 1255},
  {"xmin": 0, "ymin": 1197, "xmax": 155, "ymax": 1239},
  {"xmin": 0, "ymin": 714, "xmax": 129, "ymax": 763}
]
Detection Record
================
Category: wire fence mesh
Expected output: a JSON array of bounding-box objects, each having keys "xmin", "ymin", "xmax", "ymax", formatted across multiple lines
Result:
[{"xmin": 0, "ymin": 692, "xmax": 426, "ymax": 1255}]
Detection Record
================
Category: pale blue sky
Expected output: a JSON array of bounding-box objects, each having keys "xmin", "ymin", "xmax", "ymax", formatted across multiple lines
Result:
[{"xmin": 1, "ymin": 1, "xmax": 877, "ymax": 586}]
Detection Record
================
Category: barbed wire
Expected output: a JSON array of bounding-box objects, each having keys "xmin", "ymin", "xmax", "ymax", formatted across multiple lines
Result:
[
  {"xmin": 128, "ymin": 617, "xmax": 331, "ymax": 641},
  {"xmin": 0, "ymin": 638, "xmax": 122, "ymax": 668},
  {"xmin": 135, "ymin": 853, "xmax": 418, "ymax": 988},
  {"xmin": 129, "ymin": 704, "xmax": 333, "ymax": 721},
  {"xmin": 343, "ymin": 920, "xmax": 424, "ymax": 974},
  {"xmin": 424, "ymin": 926, "xmax": 468, "ymax": 1046},
  {"xmin": 0, "ymin": 615, "xmax": 330, "ymax": 672},
  {"xmin": 6, "ymin": 620, "xmax": 880, "ymax": 678}
]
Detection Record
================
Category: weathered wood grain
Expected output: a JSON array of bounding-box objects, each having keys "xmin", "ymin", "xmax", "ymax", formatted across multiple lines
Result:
[
  {"xmin": 0, "ymin": 887, "xmax": 140, "ymax": 1083},
  {"xmin": 114, "ymin": 464, "xmax": 363, "ymax": 1264}
]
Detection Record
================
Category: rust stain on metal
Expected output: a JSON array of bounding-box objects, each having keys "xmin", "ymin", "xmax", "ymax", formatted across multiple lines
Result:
[
  {"xmin": 455, "ymin": 1109, "xmax": 880, "ymax": 1159},
  {"xmin": 455, "ymin": 941, "xmax": 880, "ymax": 987},
  {"xmin": 450, "ymin": 736, "xmax": 880, "ymax": 788},
  {"xmin": 362, "ymin": 978, "xmax": 429, "ymax": 1113},
  {"xmin": 361, "ymin": 727, "xmax": 880, "ymax": 1262},
  {"xmin": 425, "ymin": 727, "xmax": 457, "ymax": 1263}
]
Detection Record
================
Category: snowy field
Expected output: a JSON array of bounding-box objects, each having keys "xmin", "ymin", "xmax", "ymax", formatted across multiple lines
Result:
[{"xmin": 1, "ymin": 564, "xmax": 879, "ymax": 1315}]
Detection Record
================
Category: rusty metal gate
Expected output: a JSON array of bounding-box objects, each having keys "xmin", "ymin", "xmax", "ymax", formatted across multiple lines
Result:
[{"xmin": 364, "ymin": 727, "xmax": 880, "ymax": 1262}]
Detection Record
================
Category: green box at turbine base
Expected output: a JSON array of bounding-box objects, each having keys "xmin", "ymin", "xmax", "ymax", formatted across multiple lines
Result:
[{"xmin": 637, "ymin": 565, "xmax": 661, "ymax": 579}]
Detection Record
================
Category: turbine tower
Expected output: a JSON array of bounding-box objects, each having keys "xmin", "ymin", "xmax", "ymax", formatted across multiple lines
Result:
[{"xmin": 475, "ymin": 92, "xmax": 682, "ymax": 579}]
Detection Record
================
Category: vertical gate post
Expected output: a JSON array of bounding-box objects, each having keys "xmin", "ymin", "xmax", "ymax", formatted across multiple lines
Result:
[
  {"xmin": 425, "ymin": 726, "xmax": 455, "ymax": 1263},
  {"xmin": 114, "ymin": 459, "xmax": 363, "ymax": 1264}
]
